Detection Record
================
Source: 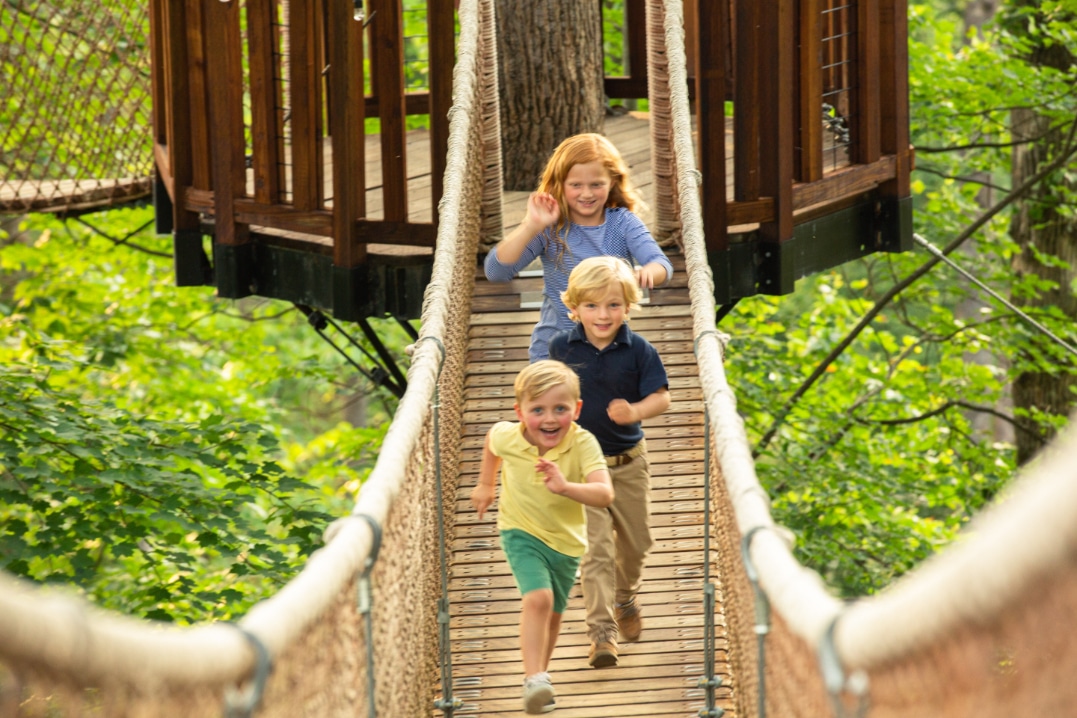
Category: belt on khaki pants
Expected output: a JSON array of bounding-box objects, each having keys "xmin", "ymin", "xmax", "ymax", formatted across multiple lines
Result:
[{"xmin": 605, "ymin": 441, "xmax": 645, "ymax": 467}]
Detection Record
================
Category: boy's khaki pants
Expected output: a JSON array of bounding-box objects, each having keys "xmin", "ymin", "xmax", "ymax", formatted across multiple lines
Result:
[{"xmin": 581, "ymin": 440, "xmax": 653, "ymax": 643}]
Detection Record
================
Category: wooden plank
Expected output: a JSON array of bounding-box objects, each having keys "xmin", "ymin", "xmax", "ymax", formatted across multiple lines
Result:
[{"xmin": 792, "ymin": 155, "xmax": 895, "ymax": 209}]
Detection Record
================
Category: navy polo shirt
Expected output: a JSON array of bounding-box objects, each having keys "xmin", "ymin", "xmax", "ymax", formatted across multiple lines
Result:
[{"xmin": 548, "ymin": 323, "xmax": 669, "ymax": 455}]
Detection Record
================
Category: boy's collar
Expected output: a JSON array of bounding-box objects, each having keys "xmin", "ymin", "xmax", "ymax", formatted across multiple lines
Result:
[{"xmin": 568, "ymin": 322, "xmax": 633, "ymax": 347}]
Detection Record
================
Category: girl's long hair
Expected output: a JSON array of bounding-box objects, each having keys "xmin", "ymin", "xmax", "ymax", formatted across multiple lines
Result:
[{"xmin": 536, "ymin": 133, "xmax": 647, "ymax": 264}]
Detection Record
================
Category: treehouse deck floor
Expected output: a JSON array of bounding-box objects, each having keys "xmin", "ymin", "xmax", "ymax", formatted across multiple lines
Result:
[{"xmin": 443, "ymin": 253, "xmax": 735, "ymax": 718}]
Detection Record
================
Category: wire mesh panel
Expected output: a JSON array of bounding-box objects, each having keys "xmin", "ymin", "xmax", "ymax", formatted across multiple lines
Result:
[{"xmin": 0, "ymin": 0, "xmax": 153, "ymax": 214}]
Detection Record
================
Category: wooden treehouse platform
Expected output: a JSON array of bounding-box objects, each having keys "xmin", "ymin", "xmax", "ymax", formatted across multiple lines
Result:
[
  {"xmin": 150, "ymin": 0, "xmax": 913, "ymax": 325},
  {"xmin": 449, "ymin": 252, "xmax": 733, "ymax": 718}
]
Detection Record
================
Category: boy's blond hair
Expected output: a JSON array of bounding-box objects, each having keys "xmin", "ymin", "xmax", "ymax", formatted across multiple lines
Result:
[
  {"xmin": 560, "ymin": 256, "xmax": 642, "ymax": 321},
  {"xmin": 514, "ymin": 360, "xmax": 580, "ymax": 404}
]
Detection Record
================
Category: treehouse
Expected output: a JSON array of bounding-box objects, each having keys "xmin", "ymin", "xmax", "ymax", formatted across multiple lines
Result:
[{"xmin": 148, "ymin": 0, "xmax": 912, "ymax": 321}]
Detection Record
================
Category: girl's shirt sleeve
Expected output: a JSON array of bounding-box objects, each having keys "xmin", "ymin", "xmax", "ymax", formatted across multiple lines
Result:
[
  {"xmin": 484, "ymin": 233, "xmax": 547, "ymax": 282},
  {"xmin": 623, "ymin": 211, "xmax": 674, "ymax": 287}
]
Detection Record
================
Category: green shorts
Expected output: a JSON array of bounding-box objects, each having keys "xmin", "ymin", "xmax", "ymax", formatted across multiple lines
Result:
[{"xmin": 500, "ymin": 529, "xmax": 580, "ymax": 614}]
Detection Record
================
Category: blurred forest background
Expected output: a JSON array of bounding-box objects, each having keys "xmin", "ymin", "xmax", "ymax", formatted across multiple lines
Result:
[{"xmin": 1, "ymin": 0, "xmax": 1074, "ymax": 623}]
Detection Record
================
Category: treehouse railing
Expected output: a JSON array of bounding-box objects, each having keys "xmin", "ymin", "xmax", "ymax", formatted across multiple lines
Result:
[
  {"xmin": 686, "ymin": 0, "xmax": 914, "ymax": 300},
  {"xmin": 149, "ymin": 0, "xmax": 456, "ymax": 300}
]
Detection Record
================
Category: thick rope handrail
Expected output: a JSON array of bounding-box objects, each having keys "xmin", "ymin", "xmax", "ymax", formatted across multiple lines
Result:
[
  {"xmin": 658, "ymin": 0, "xmax": 845, "ymax": 653},
  {"xmin": 0, "ymin": 0, "xmax": 490, "ymax": 691}
]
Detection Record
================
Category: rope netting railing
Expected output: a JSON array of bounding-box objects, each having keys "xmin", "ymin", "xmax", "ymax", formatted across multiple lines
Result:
[
  {"xmin": 653, "ymin": 2, "xmax": 1077, "ymax": 717},
  {"xmin": 0, "ymin": 0, "xmax": 153, "ymax": 214},
  {"xmin": 0, "ymin": 1, "xmax": 500, "ymax": 716}
]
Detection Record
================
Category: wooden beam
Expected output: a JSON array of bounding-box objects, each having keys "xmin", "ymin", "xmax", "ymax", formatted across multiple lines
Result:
[
  {"xmin": 798, "ymin": 0, "xmax": 823, "ymax": 182},
  {"xmin": 327, "ymin": 0, "xmax": 366, "ymax": 267},
  {"xmin": 248, "ymin": 0, "xmax": 284, "ymax": 205},
  {"xmin": 734, "ymin": 0, "xmax": 760, "ymax": 201},
  {"xmin": 757, "ymin": 0, "xmax": 795, "ymax": 244},
  {"xmin": 428, "ymin": 0, "xmax": 455, "ymax": 232},
  {"xmin": 856, "ymin": 0, "xmax": 881, "ymax": 164},
  {"xmin": 370, "ymin": 0, "xmax": 408, "ymax": 222},
  {"xmin": 203, "ymin": 0, "xmax": 248, "ymax": 246},
  {"xmin": 290, "ymin": 0, "xmax": 324, "ymax": 211},
  {"xmin": 159, "ymin": 0, "xmax": 199, "ymax": 233},
  {"xmin": 185, "ymin": 0, "xmax": 212, "ymax": 193},
  {"xmin": 694, "ymin": 0, "xmax": 728, "ymax": 252},
  {"xmin": 879, "ymin": 0, "xmax": 910, "ymax": 197}
]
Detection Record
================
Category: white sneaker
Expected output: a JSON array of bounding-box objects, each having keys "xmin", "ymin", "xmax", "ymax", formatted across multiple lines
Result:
[{"xmin": 522, "ymin": 672, "xmax": 556, "ymax": 714}]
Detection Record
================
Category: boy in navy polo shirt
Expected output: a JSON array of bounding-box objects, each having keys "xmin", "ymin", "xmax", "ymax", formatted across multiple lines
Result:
[{"xmin": 548, "ymin": 256, "xmax": 671, "ymax": 668}]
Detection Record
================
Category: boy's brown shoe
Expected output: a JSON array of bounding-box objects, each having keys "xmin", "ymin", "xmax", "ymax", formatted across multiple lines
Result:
[
  {"xmin": 588, "ymin": 638, "xmax": 619, "ymax": 668},
  {"xmin": 615, "ymin": 597, "xmax": 642, "ymax": 642}
]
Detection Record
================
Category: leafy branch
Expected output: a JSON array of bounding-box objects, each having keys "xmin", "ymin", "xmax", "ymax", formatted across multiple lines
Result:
[{"xmin": 754, "ymin": 116, "xmax": 1077, "ymax": 457}]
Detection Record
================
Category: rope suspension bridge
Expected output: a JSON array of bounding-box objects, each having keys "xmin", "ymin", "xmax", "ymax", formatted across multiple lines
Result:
[{"xmin": 4, "ymin": 1, "xmax": 1077, "ymax": 717}]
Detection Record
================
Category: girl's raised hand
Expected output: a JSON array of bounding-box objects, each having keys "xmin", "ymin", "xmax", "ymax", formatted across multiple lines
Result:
[{"xmin": 526, "ymin": 192, "xmax": 560, "ymax": 228}]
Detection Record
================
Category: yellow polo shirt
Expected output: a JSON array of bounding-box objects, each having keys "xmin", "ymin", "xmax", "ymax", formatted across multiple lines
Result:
[{"xmin": 488, "ymin": 421, "xmax": 607, "ymax": 557}]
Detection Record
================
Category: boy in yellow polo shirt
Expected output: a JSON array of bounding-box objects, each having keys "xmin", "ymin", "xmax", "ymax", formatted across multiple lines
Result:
[{"xmin": 470, "ymin": 360, "xmax": 614, "ymax": 714}]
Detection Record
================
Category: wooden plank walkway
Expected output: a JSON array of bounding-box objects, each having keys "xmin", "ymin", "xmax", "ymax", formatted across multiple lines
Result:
[{"xmin": 444, "ymin": 251, "xmax": 735, "ymax": 717}]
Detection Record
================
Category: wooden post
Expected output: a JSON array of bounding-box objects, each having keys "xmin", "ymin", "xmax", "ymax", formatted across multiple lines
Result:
[
  {"xmin": 327, "ymin": 0, "xmax": 366, "ymax": 268},
  {"xmin": 798, "ymin": 0, "xmax": 823, "ymax": 182},
  {"xmin": 248, "ymin": 0, "xmax": 285, "ymax": 205},
  {"xmin": 428, "ymin": 0, "xmax": 455, "ymax": 232},
  {"xmin": 757, "ymin": 0, "xmax": 795, "ymax": 292},
  {"xmin": 694, "ymin": 0, "xmax": 728, "ymax": 253},
  {"xmin": 856, "ymin": 0, "xmax": 881, "ymax": 164},
  {"xmin": 290, "ymin": 0, "xmax": 324, "ymax": 211},
  {"xmin": 370, "ymin": 0, "xmax": 408, "ymax": 222},
  {"xmin": 734, "ymin": 0, "xmax": 760, "ymax": 201}
]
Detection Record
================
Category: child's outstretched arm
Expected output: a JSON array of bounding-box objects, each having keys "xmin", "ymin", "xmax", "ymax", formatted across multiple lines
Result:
[
  {"xmin": 607, "ymin": 386, "xmax": 671, "ymax": 425},
  {"xmin": 535, "ymin": 457, "xmax": 614, "ymax": 508},
  {"xmin": 490, "ymin": 192, "xmax": 559, "ymax": 265},
  {"xmin": 470, "ymin": 431, "xmax": 501, "ymax": 520},
  {"xmin": 636, "ymin": 262, "xmax": 669, "ymax": 289}
]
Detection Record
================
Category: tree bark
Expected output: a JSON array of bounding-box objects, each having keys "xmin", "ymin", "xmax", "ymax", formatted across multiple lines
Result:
[
  {"xmin": 1006, "ymin": 5, "xmax": 1077, "ymax": 464},
  {"xmin": 495, "ymin": 2, "xmax": 605, "ymax": 190}
]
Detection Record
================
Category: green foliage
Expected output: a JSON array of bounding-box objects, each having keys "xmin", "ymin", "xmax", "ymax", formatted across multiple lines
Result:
[{"xmin": 1, "ymin": 207, "xmax": 403, "ymax": 622}]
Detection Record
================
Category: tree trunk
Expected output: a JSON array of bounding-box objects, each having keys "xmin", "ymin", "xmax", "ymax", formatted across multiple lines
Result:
[
  {"xmin": 1007, "ymin": 6, "xmax": 1077, "ymax": 464},
  {"xmin": 495, "ymin": 2, "xmax": 605, "ymax": 190}
]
